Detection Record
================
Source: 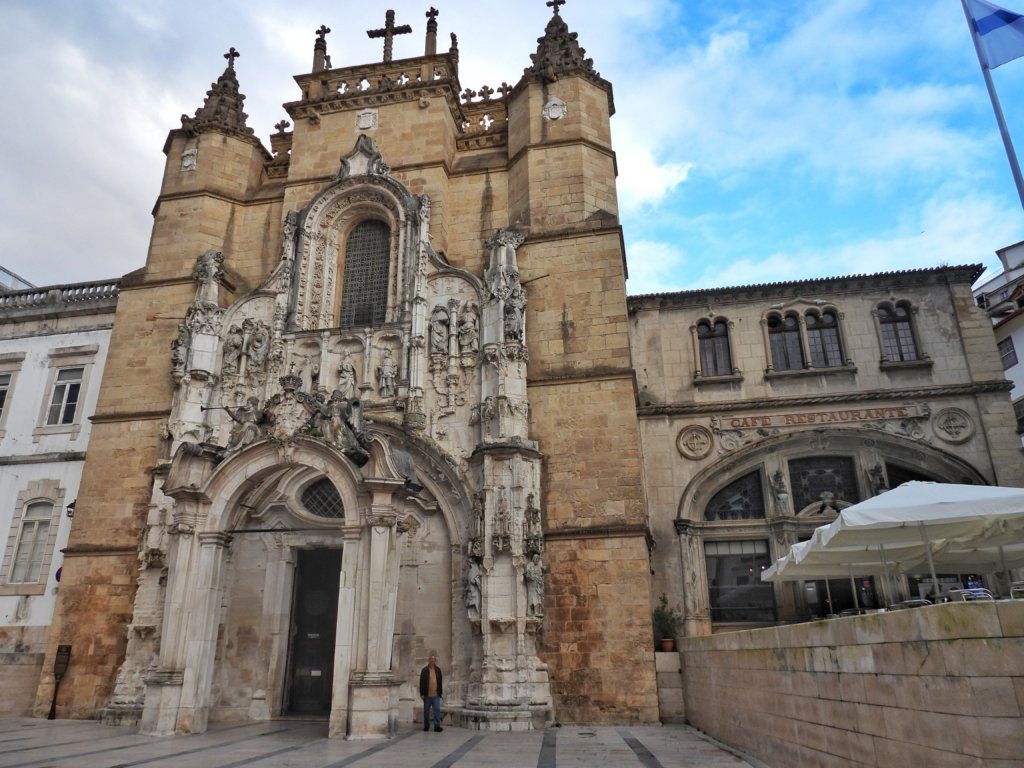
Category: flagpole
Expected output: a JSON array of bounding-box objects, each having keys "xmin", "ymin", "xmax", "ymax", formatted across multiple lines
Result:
[{"xmin": 961, "ymin": 0, "xmax": 1024, "ymax": 213}]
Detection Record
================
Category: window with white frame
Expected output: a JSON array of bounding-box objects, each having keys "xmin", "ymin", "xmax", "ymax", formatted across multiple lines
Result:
[
  {"xmin": 46, "ymin": 367, "xmax": 84, "ymax": 426},
  {"xmin": 9, "ymin": 501, "xmax": 54, "ymax": 584},
  {"xmin": 998, "ymin": 337, "xmax": 1018, "ymax": 370},
  {"xmin": 0, "ymin": 372, "xmax": 10, "ymax": 422}
]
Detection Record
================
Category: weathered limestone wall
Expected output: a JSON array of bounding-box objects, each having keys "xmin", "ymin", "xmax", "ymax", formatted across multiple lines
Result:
[
  {"xmin": 0, "ymin": 626, "xmax": 47, "ymax": 716},
  {"xmin": 681, "ymin": 603, "xmax": 1024, "ymax": 767}
]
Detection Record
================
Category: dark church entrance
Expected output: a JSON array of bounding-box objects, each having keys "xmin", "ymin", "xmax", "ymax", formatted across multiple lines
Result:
[{"xmin": 286, "ymin": 548, "xmax": 342, "ymax": 715}]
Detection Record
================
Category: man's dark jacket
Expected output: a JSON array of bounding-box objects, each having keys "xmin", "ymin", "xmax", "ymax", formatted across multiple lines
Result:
[{"xmin": 419, "ymin": 665, "xmax": 443, "ymax": 697}]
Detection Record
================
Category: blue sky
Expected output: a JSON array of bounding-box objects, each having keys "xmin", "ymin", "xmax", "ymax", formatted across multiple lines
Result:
[{"xmin": 1, "ymin": 0, "xmax": 1022, "ymax": 294}]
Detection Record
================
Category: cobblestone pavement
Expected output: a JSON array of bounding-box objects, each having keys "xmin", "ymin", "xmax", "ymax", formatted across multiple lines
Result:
[{"xmin": 0, "ymin": 718, "xmax": 759, "ymax": 768}]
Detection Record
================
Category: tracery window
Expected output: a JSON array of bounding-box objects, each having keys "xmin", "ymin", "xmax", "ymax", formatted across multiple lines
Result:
[
  {"xmin": 806, "ymin": 310, "xmax": 844, "ymax": 368},
  {"xmin": 705, "ymin": 471, "xmax": 766, "ymax": 521},
  {"xmin": 767, "ymin": 313, "xmax": 804, "ymax": 371},
  {"xmin": 697, "ymin": 319, "xmax": 733, "ymax": 377},
  {"xmin": 788, "ymin": 457, "xmax": 860, "ymax": 512},
  {"xmin": 876, "ymin": 301, "xmax": 920, "ymax": 362},
  {"xmin": 339, "ymin": 220, "xmax": 390, "ymax": 329},
  {"xmin": 302, "ymin": 479, "xmax": 344, "ymax": 519}
]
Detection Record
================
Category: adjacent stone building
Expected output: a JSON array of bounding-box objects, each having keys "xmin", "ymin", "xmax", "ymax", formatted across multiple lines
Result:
[
  {"xmin": 632, "ymin": 267, "xmax": 1024, "ymax": 633},
  {"xmin": 25, "ymin": 3, "xmax": 1023, "ymax": 739},
  {"xmin": 0, "ymin": 278, "xmax": 118, "ymax": 715}
]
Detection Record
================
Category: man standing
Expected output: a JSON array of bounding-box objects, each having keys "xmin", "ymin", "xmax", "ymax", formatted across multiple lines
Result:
[{"xmin": 419, "ymin": 653, "xmax": 443, "ymax": 732}]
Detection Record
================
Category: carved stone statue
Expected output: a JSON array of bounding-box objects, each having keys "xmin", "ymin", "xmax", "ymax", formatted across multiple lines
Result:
[
  {"xmin": 171, "ymin": 324, "xmax": 190, "ymax": 369},
  {"xmin": 247, "ymin": 322, "xmax": 270, "ymax": 370},
  {"xmin": 222, "ymin": 325, "xmax": 243, "ymax": 375},
  {"xmin": 770, "ymin": 470, "xmax": 789, "ymax": 505},
  {"xmin": 338, "ymin": 357, "xmax": 357, "ymax": 400},
  {"xmin": 492, "ymin": 489, "xmax": 511, "ymax": 553},
  {"xmin": 430, "ymin": 308, "xmax": 449, "ymax": 356},
  {"xmin": 458, "ymin": 308, "xmax": 479, "ymax": 355},
  {"xmin": 525, "ymin": 554, "xmax": 545, "ymax": 617},
  {"xmin": 376, "ymin": 348, "xmax": 398, "ymax": 398},
  {"xmin": 225, "ymin": 396, "xmax": 265, "ymax": 449},
  {"xmin": 464, "ymin": 558, "xmax": 481, "ymax": 619},
  {"xmin": 504, "ymin": 283, "xmax": 526, "ymax": 341},
  {"xmin": 869, "ymin": 464, "xmax": 888, "ymax": 495},
  {"xmin": 193, "ymin": 249, "xmax": 224, "ymax": 284},
  {"xmin": 311, "ymin": 389, "xmax": 367, "ymax": 462}
]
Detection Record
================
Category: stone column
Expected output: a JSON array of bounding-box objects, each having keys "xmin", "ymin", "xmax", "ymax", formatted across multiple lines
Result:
[
  {"xmin": 675, "ymin": 520, "xmax": 711, "ymax": 637},
  {"xmin": 329, "ymin": 525, "xmax": 362, "ymax": 739}
]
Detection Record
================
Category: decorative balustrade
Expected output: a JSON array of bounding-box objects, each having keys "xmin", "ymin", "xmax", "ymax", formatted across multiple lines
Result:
[{"xmin": 0, "ymin": 279, "xmax": 119, "ymax": 313}]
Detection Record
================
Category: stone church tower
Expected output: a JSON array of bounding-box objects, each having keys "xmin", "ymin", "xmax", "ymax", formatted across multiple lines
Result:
[{"xmin": 35, "ymin": 4, "xmax": 659, "ymax": 735}]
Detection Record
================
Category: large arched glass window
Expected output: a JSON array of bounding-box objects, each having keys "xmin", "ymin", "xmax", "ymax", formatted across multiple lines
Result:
[
  {"xmin": 806, "ymin": 310, "xmax": 844, "ymax": 368},
  {"xmin": 705, "ymin": 471, "xmax": 766, "ymax": 521},
  {"xmin": 788, "ymin": 457, "xmax": 860, "ymax": 512},
  {"xmin": 340, "ymin": 220, "xmax": 390, "ymax": 329},
  {"xmin": 767, "ymin": 313, "xmax": 804, "ymax": 371},
  {"xmin": 877, "ymin": 302, "xmax": 920, "ymax": 362},
  {"xmin": 697, "ymin": 319, "xmax": 733, "ymax": 377}
]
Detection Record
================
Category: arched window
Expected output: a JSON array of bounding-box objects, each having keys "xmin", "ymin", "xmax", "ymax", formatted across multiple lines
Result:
[
  {"xmin": 705, "ymin": 471, "xmax": 766, "ymax": 521},
  {"xmin": 877, "ymin": 302, "xmax": 920, "ymax": 362},
  {"xmin": 9, "ymin": 501, "xmax": 54, "ymax": 583},
  {"xmin": 788, "ymin": 457, "xmax": 860, "ymax": 512},
  {"xmin": 339, "ymin": 220, "xmax": 390, "ymax": 329},
  {"xmin": 806, "ymin": 310, "xmax": 844, "ymax": 368},
  {"xmin": 767, "ymin": 313, "xmax": 804, "ymax": 371},
  {"xmin": 697, "ymin": 319, "xmax": 733, "ymax": 377},
  {"xmin": 301, "ymin": 479, "xmax": 344, "ymax": 519}
]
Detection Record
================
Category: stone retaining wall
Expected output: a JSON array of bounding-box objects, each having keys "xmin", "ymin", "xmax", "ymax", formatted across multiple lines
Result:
[{"xmin": 680, "ymin": 602, "xmax": 1024, "ymax": 767}]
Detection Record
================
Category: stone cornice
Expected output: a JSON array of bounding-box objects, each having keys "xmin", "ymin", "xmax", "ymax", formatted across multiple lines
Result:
[
  {"xmin": 637, "ymin": 380, "xmax": 1013, "ymax": 418},
  {"xmin": 0, "ymin": 452, "xmax": 86, "ymax": 465},
  {"xmin": 628, "ymin": 264, "xmax": 985, "ymax": 312},
  {"xmin": 90, "ymin": 409, "xmax": 172, "ymax": 424},
  {"xmin": 527, "ymin": 368, "xmax": 635, "ymax": 388},
  {"xmin": 544, "ymin": 522, "xmax": 651, "ymax": 546},
  {"xmin": 62, "ymin": 544, "xmax": 138, "ymax": 558}
]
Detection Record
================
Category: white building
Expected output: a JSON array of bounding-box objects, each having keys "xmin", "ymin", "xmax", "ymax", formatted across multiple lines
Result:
[
  {"xmin": 973, "ymin": 240, "xmax": 1024, "ymax": 436},
  {"xmin": 0, "ymin": 278, "xmax": 117, "ymax": 715}
]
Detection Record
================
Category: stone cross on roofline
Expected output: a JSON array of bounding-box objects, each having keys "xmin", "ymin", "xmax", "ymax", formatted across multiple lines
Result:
[
  {"xmin": 547, "ymin": 0, "xmax": 567, "ymax": 14},
  {"xmin": 367, "ymin": 9, "xmax": 413, "ymax": 63},
  {"xmin": 224, "ymin": 47, "xmax": 240, "ymax": 69}
]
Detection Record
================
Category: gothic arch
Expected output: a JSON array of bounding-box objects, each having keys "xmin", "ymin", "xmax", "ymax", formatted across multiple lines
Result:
[{"xmin": 288, "ymin": 137, "xmax": 424, "ymax": 331}]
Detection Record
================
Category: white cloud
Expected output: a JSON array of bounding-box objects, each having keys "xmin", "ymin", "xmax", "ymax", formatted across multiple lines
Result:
[
  {"xmin": 625, "ymin": 240, "xmax": 688, "ymax": 295},
  {"xmin": 684, "ymin": 191, "xmax": 1022, "ymax": 291}
]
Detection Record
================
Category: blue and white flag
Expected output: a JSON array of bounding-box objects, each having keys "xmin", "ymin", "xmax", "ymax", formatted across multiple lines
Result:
[{"xmin": 966, "ymin": 0, "xmax": 1024, "ymax": 69}]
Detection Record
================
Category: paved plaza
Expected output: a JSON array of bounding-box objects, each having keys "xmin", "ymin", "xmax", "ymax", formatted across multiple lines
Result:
[{"xmin": 0, "ymin": 718, "xmax": 761, "ymax": 768}]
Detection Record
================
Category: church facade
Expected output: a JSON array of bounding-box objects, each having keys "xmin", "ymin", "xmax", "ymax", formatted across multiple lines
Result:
[
  {"xmin": 34, "ymin": 6, "xmax": 656, "ymax": 737},
  {"xmin": 28, "ymin": 4, "xmax": 1023, "ymax": 739}
]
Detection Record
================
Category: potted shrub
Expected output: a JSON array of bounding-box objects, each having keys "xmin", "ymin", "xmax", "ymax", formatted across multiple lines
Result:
[{"xmin": 652, "ymin": 593, "xmax": 683, "ymax": 652}]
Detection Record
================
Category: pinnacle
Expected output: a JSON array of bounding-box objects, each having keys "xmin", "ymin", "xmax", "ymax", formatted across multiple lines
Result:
[
  {"xmin": 180, "ymin": 50, "xmax": 257, "ymax": 142},
  {"xmin": 526, "ymin": 7, "xmax": 597, "ymax": 83}
]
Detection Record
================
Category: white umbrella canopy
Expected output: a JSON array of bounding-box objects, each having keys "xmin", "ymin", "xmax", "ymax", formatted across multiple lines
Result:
[
  {"xmin": 762, "ymin": 481, "xmax": 1024, "ymax": 593},
  {"xmin": 818, "ymin": 481, "xmax": 1024, "ymax": 549}
]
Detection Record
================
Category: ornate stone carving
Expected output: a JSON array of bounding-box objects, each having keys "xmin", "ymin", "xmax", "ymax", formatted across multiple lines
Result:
[
  {"xmin": 464, "ymin": 558, "xmax": 482, "ymax": 619},
  {"xmin": 170, "ymin": 324, "xmax": 190, "ymax": 375},
  {"xmin": 770, "ymin": 469, "xmax": 789, "ymax": 505},
  {"xmin": 181, "ymin": 148, "xmax": 198, "ymax": 171},
  {"xmin": 527, "ymin": 8, "xmax": 598, "ymax": 83},
  {"xmin": 376, "ymin": 348, "xmax": 399, "ymax": 398},
  {"xmin": 933, "ymin": 407, "xmax": 974, "ymax": 444},
  {"xmin": 542, "ymin": 97, "xmax": 568, "ymax": 121},
  {"xmin": 430, "ymin": 306, "xmax": 450, "ymax": 356},
  {"xmin": 458, "ymin": 303, "xmax": 480, "ymax": 356},
  {"xmin": 179, "ymin": 48, "xmax": 259, "ymax": 145},
  {"xmin": 356, "ymin": 109, "xmax": 379, "ymax": 130},
  {"xmin": 222, "ymin": 325, "xmax": 243, "ymax": 375},
  {"xmin": 193, "ymin": 249, "xmax": 225, "ymax": 286},
  {"xmin": 676, "ymin": 425, "xmax": 714, "ymax": 460},
  {"xmin": 868, "ymin": 463, "xmax": 888, "ymax": 495},
  {"xmin": 338, "ymin": 356, "xmax": 358, "ymax": 400},
  {"xmin": 224, "ymin": 396, "xmax": 266, "ymax": 450},
  {"xmin": 524, "ymin": 493, "xmax": 544, "ymax": 556},
  {"xmin": 339, "ymin": 134, "xmax": 391, "ymax": 179},
  {"xmin": 492, "ymin": 488, "xmax": 511, "ymax": 553},
  {"xmin": 525, "ymin": 554, "xmax": 545, "ymax": 617}
]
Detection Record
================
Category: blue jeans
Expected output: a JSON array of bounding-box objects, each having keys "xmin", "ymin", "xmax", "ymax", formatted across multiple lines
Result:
[{"xmin": 423, "ymin": 695, "xmax": 442, "ymax": 728}]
